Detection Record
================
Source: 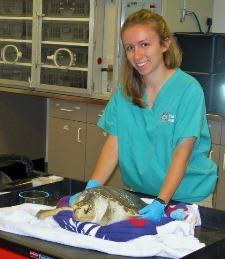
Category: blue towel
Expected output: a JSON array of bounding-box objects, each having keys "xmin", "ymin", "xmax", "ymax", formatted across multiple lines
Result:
[{"xmin": 53, "ymin": 196, "xmax": 188, "ymax": 242}]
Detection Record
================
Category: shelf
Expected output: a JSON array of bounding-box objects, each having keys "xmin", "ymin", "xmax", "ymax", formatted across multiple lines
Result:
[
  {"xmin": 43, "ymin": 17, "xmax": 90, "ymax": 22},
  {"xmin": 0, "ymin": 62, "xmax": 31, "ymax": 67},
  {"xmin": 41, "ymin": 41, "xmax": 89, "ymax": 47},
  {"xmin": 41, "ymin": 64, "xmax": 88, "ymax": 71},
  {"xmin": 0, "ymin": 39, "xmax": 32, "ymax": 43},
  {"xmin": 0, "ymin": 16, "xmax": 32, "ymax": 20}
]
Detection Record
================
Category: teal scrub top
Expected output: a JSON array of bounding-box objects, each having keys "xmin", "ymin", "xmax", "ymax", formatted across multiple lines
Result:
[{"xmin": 98, "ymin": 68, "xmax": 217, "ymax": 202}]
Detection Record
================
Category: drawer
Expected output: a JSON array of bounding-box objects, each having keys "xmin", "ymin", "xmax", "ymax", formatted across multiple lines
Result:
[
  {"xmin": 208, "ymin": 120, "xmax": 222, "ymax": 145},
  {"xmin": 87, "ymin": 103, "xmax": 105, "ymax": 124},
  {"xmin": 49, "ymin": 99, "xmax": 87, "ymax": 122}
]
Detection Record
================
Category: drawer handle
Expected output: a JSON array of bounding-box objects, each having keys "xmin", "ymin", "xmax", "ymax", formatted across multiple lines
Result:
[
  {"xmin": 209, "ymin": 150, "xmax": 213, "ymax": 160},
  {"xmin": 223, "ymin": 154, "xmax": 225, "ymax": 171},
  {"xmin": 60, "ymin": 108, "xmax": 73, "ymax": 112},
  {"xmin": 77, "ymin": 127, "xmax": 82, "ymax": 143},
  {"xmin": 63, "ymin": 125, "xmax": 69, "ymax": 131}
]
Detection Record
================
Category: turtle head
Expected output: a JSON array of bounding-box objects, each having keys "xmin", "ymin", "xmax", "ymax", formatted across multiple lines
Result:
[{"xmin": 72, "ymin": 193, "xmax": 96, "ymax": 222}]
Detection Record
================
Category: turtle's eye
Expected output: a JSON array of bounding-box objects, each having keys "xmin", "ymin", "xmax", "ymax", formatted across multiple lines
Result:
[{"xmin": 84, "ymin": 204, "xmax": 92, "ymax": 214}]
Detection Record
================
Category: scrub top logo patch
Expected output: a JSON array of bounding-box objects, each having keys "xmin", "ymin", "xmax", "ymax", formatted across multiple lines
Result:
[
  {"xmin": 161, "ymin": 112, "xmax": 175, "ymax": 123},
  {"xmin": 161, "ymin": 112, "xmax": 169, "ymax": 122}
]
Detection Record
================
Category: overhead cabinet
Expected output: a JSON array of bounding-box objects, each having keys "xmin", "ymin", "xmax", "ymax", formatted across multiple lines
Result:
[
  {"xmin": 0, "ymin": 0, "xmax": 104, "ymax": 95},
  {"xmin": 0, "ymin": 0, "xmax": 163, "ymax": 98}
]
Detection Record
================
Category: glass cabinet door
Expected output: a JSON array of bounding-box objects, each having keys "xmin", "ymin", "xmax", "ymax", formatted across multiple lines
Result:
[
  {"xmin": 37, "ymin": 0, "xmax": 94, "ymax": 94},
  {"xmin": 0, "ymin": 0, "xmax": 33, "ymax": 86},
  {"xmin": 0, "ymin": 0, "xmax": 102, "ymax": 96}
]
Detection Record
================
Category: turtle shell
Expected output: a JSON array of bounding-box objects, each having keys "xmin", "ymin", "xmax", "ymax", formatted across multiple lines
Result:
[{"xmin": 75, "ymin": 186, "xmax": 146, "ymax": 213}]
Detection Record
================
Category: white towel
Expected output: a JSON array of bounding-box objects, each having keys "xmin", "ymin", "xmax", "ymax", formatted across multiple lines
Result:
[{"xmin": 0, "ymin": 203, "xmax": 204, "ymax": 258}]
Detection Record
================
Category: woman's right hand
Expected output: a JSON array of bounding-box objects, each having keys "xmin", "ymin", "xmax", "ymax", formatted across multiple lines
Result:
[{"xmin": 68, "ymin": 179, "xmax": 101, "ymax": 205}]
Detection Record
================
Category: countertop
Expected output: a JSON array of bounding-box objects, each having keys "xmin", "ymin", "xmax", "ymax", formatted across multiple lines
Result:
[
  {"xmin": 1, "ymin": 86, "xmax": 225, "ymax": 122},
  {"xmin": 0, "ymin": 178, "xmax": 225, "ymax": 259},
  {"xmin": 0, "ymin": 86, "xmax": 109, "ymax": 105}
]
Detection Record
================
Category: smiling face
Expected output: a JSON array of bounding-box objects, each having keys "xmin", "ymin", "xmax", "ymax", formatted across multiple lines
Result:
[{"xmin": 122, "ymin": 23, "xmax": 170, "ymax": 79}]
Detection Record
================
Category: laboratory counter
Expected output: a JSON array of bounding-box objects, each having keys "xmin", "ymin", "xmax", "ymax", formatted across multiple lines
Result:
[{"xmin": 0, "ymin": 178, "xmax": 225, "ymax": 259}]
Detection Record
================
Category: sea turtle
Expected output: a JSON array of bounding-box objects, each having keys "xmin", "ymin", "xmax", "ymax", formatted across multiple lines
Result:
[{"xmin": 36, "ymin": 186, "xmax": 146, "ymax": 225}]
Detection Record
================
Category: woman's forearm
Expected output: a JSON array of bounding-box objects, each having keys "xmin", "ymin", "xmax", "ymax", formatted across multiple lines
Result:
[
  {"xmin": 90, "ymin": 135, "xmax": 118, "ymax": 185},
  {"xmin": 158, "ymin": 137, "xmax": 196, "ymax": 203}
]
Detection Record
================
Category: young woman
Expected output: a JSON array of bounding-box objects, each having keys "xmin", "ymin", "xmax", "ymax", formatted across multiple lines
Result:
[{"xmin": 70, "ymin": 9, "xmax": 217, "ymax": 222}]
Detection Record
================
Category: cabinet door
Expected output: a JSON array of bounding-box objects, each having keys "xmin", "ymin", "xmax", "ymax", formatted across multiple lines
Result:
[
  {"xmin": 216, "ymin": 172, "xmax": 225, "ymax": 211},
  {"xmin": 87, "ymin": 103, "xmax": 104, "ymax": 124},
  {"xmin": 85, "ymin": 123, "xmax": 107, "ymax": 180},
  {"xmin": 48, "ymin": 117, "xmax": 86, "ymax": 180},
  {"xmin": 209, "ymin": 144, "xmax": 220, "ymax": 165},
  {"xmin": 209, "ymin": 144, "xmax": 220, "ymax": 208},
  {"xmin": 216, "ymin": 145, "xmax": 225, "ymax": 210},
  {"xmin": 36, "ymin": 0, "xmax": 100, "ymax": 95},
  {"xmin": 208, "ymin": 120, "xmax": 222, "ymax": 145},
  {"xmin": 0, "ymin": 0, "xmax": 33, "ymax": 87},
  {"xmin": 85, "ymin": 123, "xmax": 126, "ymax": 189}
]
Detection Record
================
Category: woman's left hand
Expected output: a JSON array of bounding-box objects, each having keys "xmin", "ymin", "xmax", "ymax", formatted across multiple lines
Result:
[{"xmin": 138, "ymin": 200, "xmax": 165, "ymax": 222}]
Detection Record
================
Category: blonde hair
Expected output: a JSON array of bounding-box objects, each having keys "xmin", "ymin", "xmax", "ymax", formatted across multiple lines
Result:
[{"xmin": 121, "ymin": 9, "xmax": 182, "ymax": 107}]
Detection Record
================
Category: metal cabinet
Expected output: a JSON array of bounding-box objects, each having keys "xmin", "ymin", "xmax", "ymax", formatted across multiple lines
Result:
[
  {"xmin": 208, "ymin": 119, "xmax": 225, "ymax": 210},
  {"xmin": 48, "ymin": 99, "xmax": 87, "ymax": 180},
  {"xmin": 0, "ymin": 0, "xmax": 104, "ymax": 95}
]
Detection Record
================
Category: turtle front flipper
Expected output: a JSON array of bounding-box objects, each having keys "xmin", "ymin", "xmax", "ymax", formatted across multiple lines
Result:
[{"xmin": 36, "ymin": 206, "xmax": 72, "ymax": 219}]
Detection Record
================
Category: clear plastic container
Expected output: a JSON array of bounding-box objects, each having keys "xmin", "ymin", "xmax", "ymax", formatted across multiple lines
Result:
[{"xmin": 19, "ymin": 190, "xmax": 49, "ymax": 205}]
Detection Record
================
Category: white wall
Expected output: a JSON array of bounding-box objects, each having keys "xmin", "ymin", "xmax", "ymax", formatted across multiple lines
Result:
[
  {"xmin": 99, "ymin": 0, "xmax": 215, "ymax": 94},
  {"xmin": 162, "ymin": 0, "xmax": 213, "ymax": 33},
  {"xmin": 212, "ymin": 0, "xmax": 225, "ymax": 33}
]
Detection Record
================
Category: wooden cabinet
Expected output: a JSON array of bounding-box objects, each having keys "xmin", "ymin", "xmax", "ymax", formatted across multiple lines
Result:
[
  {"xmin": 48, "ymin": 99, "xmax": 125, "ymax": 188},
  {"xmin": 48, "ymin": 117, "xmax": 86, "ymax": 180},
  {"xmin": 208, "ymin": 119, "xmax": 225, "ymax": 210},
  {"xmin": 48, "ymin": 99, "xmax": 87, "ymax": 180},
  {"xmin": 48, "ymin": 100, "xmax": 225, "ymax": 200}
]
